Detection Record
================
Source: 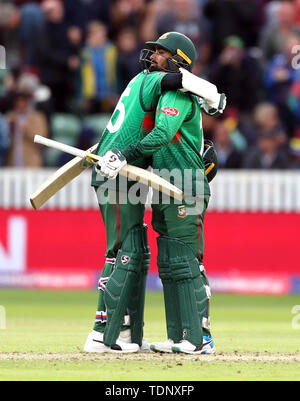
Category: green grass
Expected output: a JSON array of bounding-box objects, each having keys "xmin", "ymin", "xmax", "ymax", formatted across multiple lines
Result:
[{"xmin": 0, "ymin": 290, "xmax": 300, "ymax": 381}]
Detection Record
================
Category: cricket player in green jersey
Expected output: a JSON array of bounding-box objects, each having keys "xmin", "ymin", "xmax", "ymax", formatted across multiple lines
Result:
[
  {"xmin": 83, "ymin": 68, "xmax": 169, "ymax": 354},
  {"xmin": 83, "ymin": 34, "xmax": 222, "ymax": 353},
  {"xmin": 96, "ymin": 32, "xmax": 225, "ymax": 355}
]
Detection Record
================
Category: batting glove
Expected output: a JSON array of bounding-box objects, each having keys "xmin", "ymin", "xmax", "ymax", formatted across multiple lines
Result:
[
  {"xmin": 201, "ymin": 93, "xmax": 227, "ymax": 116},
  {"xmin": 95, "ymin": 148, "xmax": 127, "ymax": 179}
]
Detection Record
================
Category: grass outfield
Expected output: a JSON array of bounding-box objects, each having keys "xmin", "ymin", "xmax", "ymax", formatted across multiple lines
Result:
[{"xmin": 0, "ymin": 290, "xmax": 300, "ymax": 381}]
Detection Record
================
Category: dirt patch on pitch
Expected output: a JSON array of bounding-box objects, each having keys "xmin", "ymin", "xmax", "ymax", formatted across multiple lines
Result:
[{"xmin": 1, "ymin": 352, "xmax": 300, "ymax": 363}]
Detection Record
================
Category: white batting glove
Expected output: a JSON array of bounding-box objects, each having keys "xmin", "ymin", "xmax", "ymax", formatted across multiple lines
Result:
[
  {"xmin": 207, "ymin": 93, "xmax": 227, "ymax": 114},
  {"xmin": 200, "ymin": 93, "xmax": 227, "ymax": 116},
  {"xmin": 95, "ymin": 148, "xmax": 127, "ymax": 179}
]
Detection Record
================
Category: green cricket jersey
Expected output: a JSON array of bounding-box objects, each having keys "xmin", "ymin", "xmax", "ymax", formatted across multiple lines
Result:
[
  {"xmin": 122, "ymin": 89, "xmax": 210, "ymax": 197},
  {"xmin": 92, "ymin": 70, "xmax": 167, "ymax": 187}
]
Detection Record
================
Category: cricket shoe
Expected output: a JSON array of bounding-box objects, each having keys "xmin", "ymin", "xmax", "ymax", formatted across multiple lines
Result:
[
  {"xmin": 83, "ymin": 330, "xmax": 139, "ymax": 354},
  {"xmin": 172, "ymin": 337, "xmax": 215, "ymax": 355},
  {"xmin": 202, "ymin": 334, "xmax": 216, "ymax": 354},
  {"xmin": 150, "ymin": 339, "xmax": 174, "ymax": 353},
  {"xmin": 118, "ymin": 328, "xmax": 150, "ymax": 353},
  {"xmin": 107, "ymin": 340, "xmax": 139, "ymax": 354},
  {"xmin": 83, "ymin": 330, "xmax": 104, "ymax": 353}
]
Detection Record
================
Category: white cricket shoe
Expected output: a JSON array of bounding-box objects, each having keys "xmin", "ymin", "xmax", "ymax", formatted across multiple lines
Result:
[
  {"xmin": 83, "ymin": 330, "xmax": 139, "ymax": 354},
  {"xmin": 172, "ymin": 336, "xmax": 215, "ymax": 355},
  {"xmin": 118, "ymin": 328, "xmax": 150, "ymax": 353},
  {"xmin": 107, "ymin": 340, "xmax": 139, "ymax": 354},
  {"xmin": 150, "ymin": 339, "xmax": 174, "ymax": 353},
  {"xmin": 139, "ymin": 339, "xmax": 150, "ymax": 353},
  {"xmin": 84, "ymin": 330, "xmax": 105, "ymax": 353}
]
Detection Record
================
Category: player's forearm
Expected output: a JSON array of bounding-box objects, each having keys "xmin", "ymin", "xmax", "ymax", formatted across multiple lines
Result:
[
  {"xmin": 161, "ymin": 70, "xmax": 223, "ymax": 108},
  {"xmin": 161, "ymin": 73, "xmax": 182, "ymax": 92},
  {"xmin": 122, "ymin": 126, "xmax": 173, "ymax": 162}
]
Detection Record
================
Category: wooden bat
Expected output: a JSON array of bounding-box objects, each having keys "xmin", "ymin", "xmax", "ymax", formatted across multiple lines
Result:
[
  {"xmin": 30, "ymin": 135, "xmax": 183, "ymax": 209},
  {"xmin": 29, "ymin": 147, "xmax": 97, "ymax": 210}
]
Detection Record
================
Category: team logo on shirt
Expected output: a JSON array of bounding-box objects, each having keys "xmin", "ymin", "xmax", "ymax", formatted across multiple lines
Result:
[
  {"xmin": 177, "ymin": 205, "xmax": 187, "ymax": 218},
  {"xmin": 162, "ymin": 107, "xmax": 179, "ymax": 117}
]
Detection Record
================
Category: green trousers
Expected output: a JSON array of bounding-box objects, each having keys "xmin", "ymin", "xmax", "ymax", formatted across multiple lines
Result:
[
  {"xmin": 93, "ymin": 187, "xmax": 146, "ymax": 333},
  {"xmin": 152, "ymin": 196, "xmax": 211, "ymax": 344},
  {"xmin": 152, "ymin": 197, "xmax": 209, "ymax": 263}
]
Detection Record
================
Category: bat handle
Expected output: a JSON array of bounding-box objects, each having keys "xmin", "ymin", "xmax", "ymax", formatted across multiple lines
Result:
[
  {"xmin": 85, "ymin": 153, "xmax": 101, "ymax": 165},
  {"xmin": 34, "ymin": 135, "xmax": 86, "ymax": 159}
]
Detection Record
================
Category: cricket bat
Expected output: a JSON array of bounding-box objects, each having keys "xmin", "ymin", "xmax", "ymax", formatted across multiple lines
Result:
[{"xmin": 30, "ymin": 136, "xmax": 184, "ymax": 209}]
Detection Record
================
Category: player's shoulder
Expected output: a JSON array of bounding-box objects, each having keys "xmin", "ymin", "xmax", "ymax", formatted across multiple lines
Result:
[
  {"xmin": 128, "ymin": 71, "xmax": 167, "ymax": 89},
  {"xmin": 142, "ymin": 70, "xmax": 168, "ymax": 82}
]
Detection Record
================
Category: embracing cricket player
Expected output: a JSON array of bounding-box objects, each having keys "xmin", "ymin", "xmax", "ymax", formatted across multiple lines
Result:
[{"xmin": 84, "ymin": 31, "xmax": 225, "ymax": 354}]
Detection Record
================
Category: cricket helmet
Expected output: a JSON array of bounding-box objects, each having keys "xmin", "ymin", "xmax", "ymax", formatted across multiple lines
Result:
[{"xmin": 140, "ymin": 32, "xmax": 197, "ymax": 72}]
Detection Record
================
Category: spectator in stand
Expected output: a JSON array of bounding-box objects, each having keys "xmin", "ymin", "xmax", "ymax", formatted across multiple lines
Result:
[
  {"xmin": 253, "ymin": 102, "xmax": 288, "ymax": 150},
  {"xmin": 143, "ymin": 0, "xmax": 211, "ymax": 74},
  {"xmin": 209, "ymin": 36, "xmax": 260, "ymax": 114},
  {"xmin": 296, "ymin": 0, "xmax": 300, "ymax": 24},
  {"xmin": 287, "ymin": 70, "xmax": 300, "ymax": 126},
  {"xmin": 212, "ymin": 118, "xmax": 244, "ymax": 169},
  {"xmin": 64, "ymin": 0, "xmax": 111, "ymax": 38},
  {"xmin": 260, "ymin": 0, "xmax": 299, "ymax": 63},
  {"xmin": 204, "ymin": 0, "xmax": 261, "ymax": 59},
  {"xmin": 78, "ymin": 21, "xmax": 118, "ymax": 114},
  {"xmin": 0, "ymin": 68, "xmax": 19, "ymax": 114},
  {"xmin": 262, "ymin": 1, "xmax": 280, "ymax": 27},
  {"xmin": 111, "ymin": 0, "xmax": 149, "ymax": 40},
  {"xmin": 289, "ymin": 126, "xmax": 300, "ymax": 168},
  {"xmin": 263, "ymin": 32, "xmax": 300, "ymax": 136},
  {"xmin": 243, "ymin": 131, "xmax": 290, "ymax": 169},
  {"xmin": 139, "ymin": 1, "xmax": 169, "ymax": 42},
  {"xmin": 62, "ymin": 0, "xmax": 111, "ymax": 57},
  {"xmin": 4, "ymin": 74, "xmax": 48, "ymax": 167},
  {"xmin": 223, "ymin": 107, "xmax": 248, "ymax": 151},
  {"xmin": 36, "ymin": 0, "xmax": 80, "ymax": 113},
  {"xmin": 116, "ymin": 27, "xmax": 142, "ymax": 93},
  {"xmin": 0, "ymin": 1, "xmax": 44, "ymax": 66},
  {"xmin": 0, "ymin": 113, "xmax": 10, "ymax": 166}
]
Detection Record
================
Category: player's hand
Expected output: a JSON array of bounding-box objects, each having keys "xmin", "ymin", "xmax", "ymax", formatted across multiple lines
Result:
[
  {"xmin": 95, "ymin": 148, "xmax": 127, "ymax": 179},
  {"xmin": 204, "ymin": 93, "xmax": 227, "ymax": 116}
]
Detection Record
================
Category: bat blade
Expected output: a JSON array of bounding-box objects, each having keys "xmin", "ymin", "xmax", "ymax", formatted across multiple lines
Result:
[
  {"xmin": 30, "ymin": 144, "xmax": 98, "ymax": 209},
  {"xmin": 121, "ymin": 165, "xmax": 183, "ymax": 201}
]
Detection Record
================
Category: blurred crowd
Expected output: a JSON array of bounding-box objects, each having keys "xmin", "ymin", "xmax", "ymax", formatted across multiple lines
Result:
[{"xmin": 0, "ymin": 0, "xmax": 300, "ymax": 169}]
